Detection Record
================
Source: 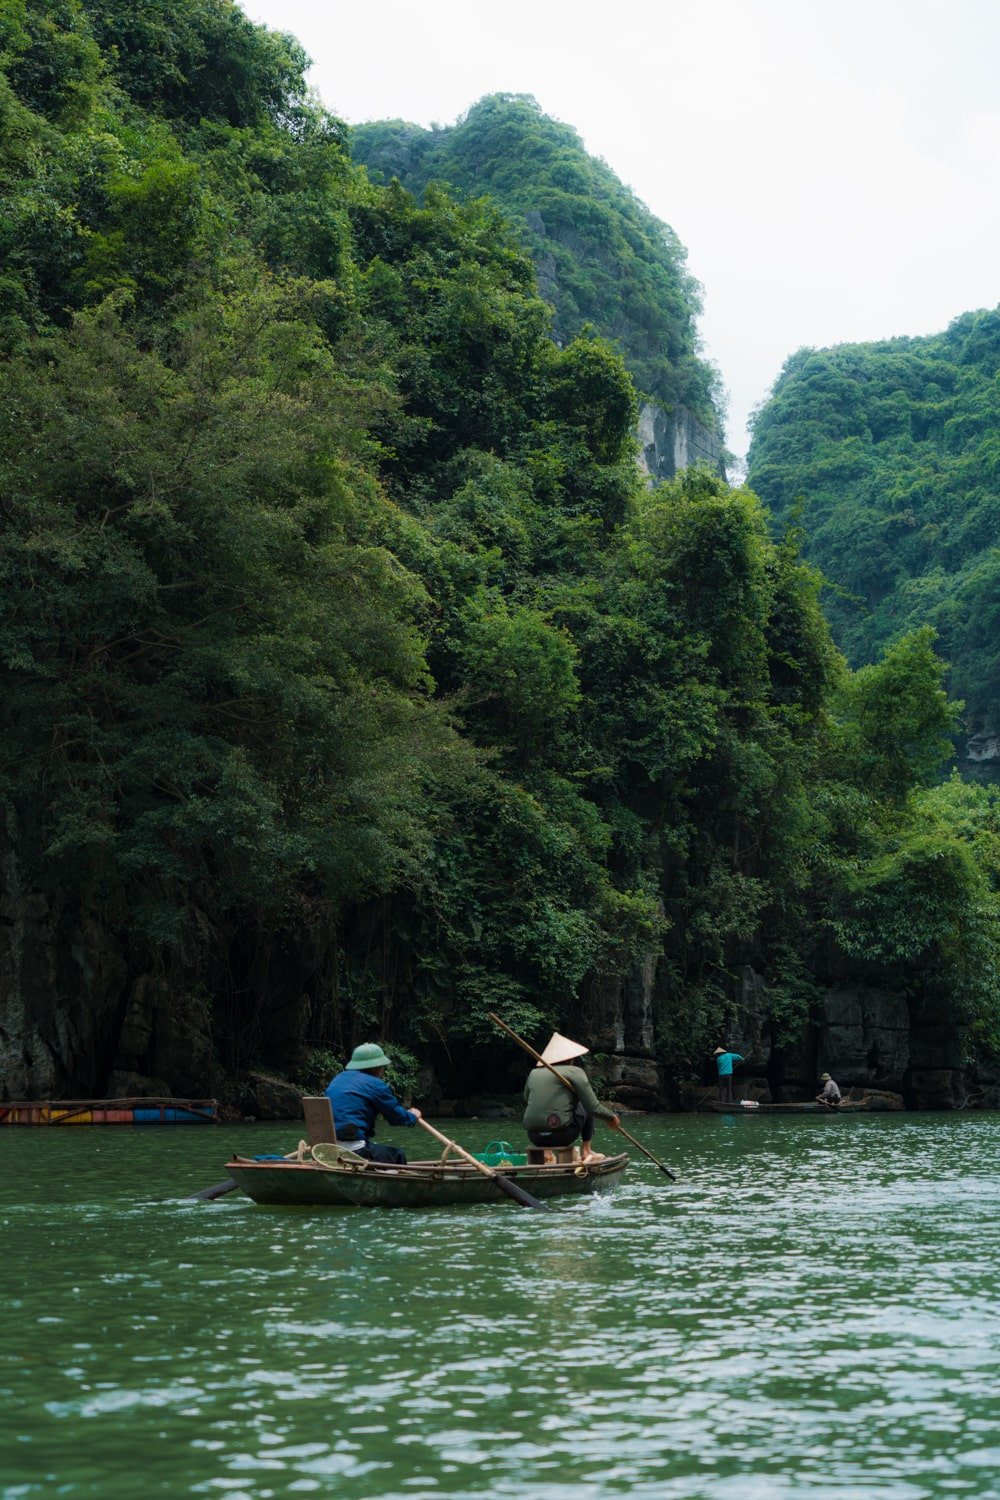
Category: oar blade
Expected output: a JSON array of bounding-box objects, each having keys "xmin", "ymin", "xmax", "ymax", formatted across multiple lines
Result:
[
  {"xmin": 615, "ymin": 1126, "xmax": 678, "ymax": 1181},
  {"xmin": 494, "ymin": 1172, "xmax": 551, "ymax": 1211},
  {"xmin": 187, "ymin": 1178, "xmax": 239, "ymax": 1201}
]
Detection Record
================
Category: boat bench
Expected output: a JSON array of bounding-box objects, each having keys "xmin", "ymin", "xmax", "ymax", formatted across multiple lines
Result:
[{"xmin": 526, "ymin": 1145, "xmax": 576, "ymax": 1165}]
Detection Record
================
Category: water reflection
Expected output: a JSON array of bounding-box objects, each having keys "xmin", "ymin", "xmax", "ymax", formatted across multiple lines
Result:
[{"xmin": 1, "ymin": 1114, "xmax": 998, "ymax": 1498}]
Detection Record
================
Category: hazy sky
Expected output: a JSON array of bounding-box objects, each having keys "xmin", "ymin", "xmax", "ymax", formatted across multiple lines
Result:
[{"xmin": 245, "ymin": 0, "xmax": 1000, "ymax": 464}]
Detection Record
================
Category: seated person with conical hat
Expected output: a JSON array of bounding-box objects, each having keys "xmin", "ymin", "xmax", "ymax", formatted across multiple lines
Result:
[
  {"xmin": 522, "ymin": 1032, "xmax": 620, "ymax": 1162},
  {"xmin": 815, "ymin": 1071, "xmax": 842, "ymax": 1106},
  {"xmin": 324, "ymin": 1043, "xmax": 423, "ymax": 1164}
]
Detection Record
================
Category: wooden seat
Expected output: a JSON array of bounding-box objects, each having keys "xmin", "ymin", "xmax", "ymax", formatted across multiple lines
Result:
[
  {"xmin": 302, "ymin": 1095, "xmax": 337, "ymax": 1145},
  {"xmin": 526, "ymin": 1145, "xmax": 576, "ymax": 1165}
]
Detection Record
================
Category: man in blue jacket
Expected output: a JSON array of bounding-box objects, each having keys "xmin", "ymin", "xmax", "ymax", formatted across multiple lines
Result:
[{"xmin": 325, "ymin": 1043, "xmax": 422, "ymax": 1164}]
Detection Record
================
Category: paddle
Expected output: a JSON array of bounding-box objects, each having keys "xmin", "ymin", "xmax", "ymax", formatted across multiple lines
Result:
[
  {"xmin": 187, "ymin": 1177, "xmax": 239, "ymax": 1201},
  {"xmin": 488, "ymin": 1011, "xmax": 678, "ymax": 1182},
  {"xmin": 187, "ymin": 1146, "xmax": 306, "ymax": 1201},
  {"xmin": 413, "ymin": 1115, "xmax": 551, "ymax": 1212}
]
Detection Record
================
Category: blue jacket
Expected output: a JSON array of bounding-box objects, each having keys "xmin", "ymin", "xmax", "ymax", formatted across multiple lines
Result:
[
  {"xmin": 325, "ymin": 1070, "xmax": 417, "ymax": 1141},
  {"xmin": 715, "ymin": 1052, "xmax": 743, "ymax": 1077}
]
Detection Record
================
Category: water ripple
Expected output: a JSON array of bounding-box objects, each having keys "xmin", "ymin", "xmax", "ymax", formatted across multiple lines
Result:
[{"xmin": 2, "ymin": 1113, "xmax": 999, "ymax": 1498}]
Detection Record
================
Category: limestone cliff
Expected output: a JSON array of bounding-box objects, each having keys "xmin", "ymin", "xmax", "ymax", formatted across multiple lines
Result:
[
  {"xmin": 637, "ymin": 401, "xmax": 726, "ymax": 482},
  {"xmin": 697, "ymin": 969, "xmax": 1000, "ymax": 1112}
]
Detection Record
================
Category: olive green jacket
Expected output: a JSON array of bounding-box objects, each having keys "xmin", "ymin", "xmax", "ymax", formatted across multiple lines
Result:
[{"xmin": 522, "ymin": 1063, "xmax": 616, "ymax": 1131}]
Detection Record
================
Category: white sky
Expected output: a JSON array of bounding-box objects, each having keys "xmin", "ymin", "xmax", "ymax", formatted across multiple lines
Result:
[{"xmin": 244, "ymin": 0, "xmax": 1000, "ymax": 464}]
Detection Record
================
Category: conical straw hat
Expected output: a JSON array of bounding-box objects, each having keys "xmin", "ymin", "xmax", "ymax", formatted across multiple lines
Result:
[{"xmin": 538, "ymin": 1032, "xmax": 588, "ymax": 1066}]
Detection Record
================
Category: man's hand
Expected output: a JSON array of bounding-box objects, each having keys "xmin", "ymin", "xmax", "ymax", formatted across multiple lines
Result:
[
  {"xmin": 409, "ymin": 1107, "xmax": 423, "ymax": 1120},
  {"xmin": 608, "ymin": 1114, "xmax": 621, "ymax": 1130}
]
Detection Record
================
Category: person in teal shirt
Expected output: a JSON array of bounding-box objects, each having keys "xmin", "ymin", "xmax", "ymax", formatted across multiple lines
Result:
[{"xmin": 713, "ymin": 1047, "xmax": 744, "ymax": 1103}]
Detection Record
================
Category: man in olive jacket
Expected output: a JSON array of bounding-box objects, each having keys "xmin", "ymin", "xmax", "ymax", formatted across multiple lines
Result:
[{"xmin": 522, "ymin": 1032, "xmax": 620, "ymax": 1161}]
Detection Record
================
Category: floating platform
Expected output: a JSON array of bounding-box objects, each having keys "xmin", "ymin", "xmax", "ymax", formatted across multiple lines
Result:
[{"xmin": 0, "ymin": 1097, "xmax": 219, "ymax": 1125}]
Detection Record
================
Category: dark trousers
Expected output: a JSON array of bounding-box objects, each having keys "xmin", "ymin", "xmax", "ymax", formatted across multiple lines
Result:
[
  {"xmin": 527, "ymin": 1100, "xmax": 594, "ymax": 1147},
  {"xmin": 718, "ymin": 1075, "xmax": 733, "ymax": 1102}
]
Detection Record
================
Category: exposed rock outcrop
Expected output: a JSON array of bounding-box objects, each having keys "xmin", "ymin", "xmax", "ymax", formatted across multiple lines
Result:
[
  {"xmin": 582, "ymin": 961, "xmax": 662, "ymax": 1108},
  {"xmin": 818, "ymin": 985, "xmax": 910, "ymax": 1088},
  {"xmin": 685, "ymin": 968, "xmax": 983, "ymax": 1110},
  {"xmin": 637, "ymin": 400, "xmax": 726, "ymax": 482},
  {"xmin": 113, "ymin": 976, "xmax": 217, "ymax": 1098},
  {"xmin": 242, "ymin": 1071, "xmax": 306, "ymax": 1120},
  {"xmin": 962, "ymin": 730, "xmax": 1000, "ymax": 764},
  {"xmin": 0, "ymin": 812, "xmax": 128, "ymax": 1098}
]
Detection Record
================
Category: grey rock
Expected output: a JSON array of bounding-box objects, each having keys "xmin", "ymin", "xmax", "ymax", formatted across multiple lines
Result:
[
  {"xmin": 962, "ymin": 732, "xmax": 1000, "ymax": 763},
  {"xmin": 600, "ymin": 1052, "xmax": 660, "ymax": 1108},
  {"xmin": 728, "ymin": 966, "xmax": 772, "ymax": 1072},
  {"xmin": 115, "ymin": 977, "xmax": 216, "ymax": 1097},
  {"xmin": 908, "ymin": 1022, "xmax": 965, "ymax": 1071},
  {"xmin": 106, "ymin": 1070, "xmax": 173, "ymax": 1098},
  {"xmin": 0, "ymin": 811, "xmax": 128, "ymax": 1097},
  {"xmin": 637, "ymin": 400, "xmax": 725, "ymax": 482},
  {"xmin": 819, "ymin": 985, "xmax": 910, "ymax": 1087},
  {"xmin": 243, "ymin": 1072, "xmax": 305, "ymax": 1120},
  {"xmin": 859, "ymin": 1089, "xmax": 905, "ymax": 1111},
  {"xmin": 907, "ymin": 1069, "xmax": 968, "ymax": 1110}
]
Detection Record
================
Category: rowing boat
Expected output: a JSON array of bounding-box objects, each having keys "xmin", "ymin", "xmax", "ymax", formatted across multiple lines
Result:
[{"xmin": 224, "ymin": 1147, "xmax": 630, "ymax": 1208}]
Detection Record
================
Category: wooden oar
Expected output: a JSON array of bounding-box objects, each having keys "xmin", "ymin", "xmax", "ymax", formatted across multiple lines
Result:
[
  {"xmin": 488, "ymin": 1011, "xmax": 678, "ymax": 1182},
  {"xmin": 187, "ymin": 1177, "xmax": 239, "ymax": 1200},
  {"xmin": 413, "ymin": 1116, "xmax": 550, "ymax": 1211},
  {"xmin": 604, "ymin": 1121, "xmax": 677, "ymax": 1180},
  {"xmin": 187, "ymin": 1146, "xmax": 305, "ymax": 1201}
]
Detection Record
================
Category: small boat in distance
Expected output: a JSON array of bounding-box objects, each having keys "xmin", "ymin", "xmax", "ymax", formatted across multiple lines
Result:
[
  {"xmin": 703, "ymin": 1099, "xmax": 869, "ymax": 1114},
  {"xmin": 0, "ymin": 1097, "xmax": 220, "ymax": 1125},
  {"xmin": 225, "ymin": 1144, "xmax": 630, "ymax": 1208}
]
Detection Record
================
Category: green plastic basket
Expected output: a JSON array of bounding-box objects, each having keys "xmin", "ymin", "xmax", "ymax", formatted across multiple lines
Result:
[{"xmin": 473, "ymin": 1138, "xmax": 528, "ymax": 1167}]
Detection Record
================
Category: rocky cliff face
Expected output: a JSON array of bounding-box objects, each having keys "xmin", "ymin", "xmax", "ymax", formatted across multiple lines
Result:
[
  {"xmin": 3, "ymin": 798, "xmax": 995, "ymax": 1110},
  {"xmin": 581, "ymin": 959, "xmax": 660, "ymax": 1109},
  {"xmin": 0, "ymin": 811, "xmax": 220, "ymax": 1101},
  {"xmin": 0, "ymin": 813, "xmax": 122, "ymax": 1097},
  {"xmin": 959, "ymin": 728, "xmax": 1000, "ymax": 787},
  {"xmin": 963, "ymin": 730, "xmax": 1000, "ymax": 763},
  {"xmin": 637, "ymin": 401, "xmax": 726, "ymax": 482},
  {"xmin": 711, "ymin": 971, "xmax": 999, "ymax": 1111}
]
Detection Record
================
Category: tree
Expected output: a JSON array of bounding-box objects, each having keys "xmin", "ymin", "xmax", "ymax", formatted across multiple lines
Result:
[{"xmin": 831, "ymin": 627, "xmax": 960, "ymax": 804}]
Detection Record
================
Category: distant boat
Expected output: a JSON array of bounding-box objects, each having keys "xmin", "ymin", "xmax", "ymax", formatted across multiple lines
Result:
[
  {"xmin": 703, "ymin": 1099, "xmax": 869, "ymax": 1114},
  {"xmin": 0, "ymin": 1098, "xmax": 219, "ymax": 1125},
  {"xmin": 224, "ymin": 1148, "xmax": 630, "ymax": 1207}
]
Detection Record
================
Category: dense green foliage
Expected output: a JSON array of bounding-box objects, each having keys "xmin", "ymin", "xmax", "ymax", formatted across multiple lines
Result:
[
  {"xmin": 352, "ymin": 94, "xmax": 724, "ymax": 430},
  {"xmin": 1, "ymin": 0, "xmax": 998, "ymax": 1098},
  {"xmin": 747, "ymin": 312, "xmax": 1000, "ymax": 736}
]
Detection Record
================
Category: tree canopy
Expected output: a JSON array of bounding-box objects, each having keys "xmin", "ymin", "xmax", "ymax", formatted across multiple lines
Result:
[
  {"xmin": 747, "ymin": 311, "xmax": 1000, "ymax": 739},
  {"xmin": 352, "ymin": 94, "xmax": 724, "ymax": 431}
]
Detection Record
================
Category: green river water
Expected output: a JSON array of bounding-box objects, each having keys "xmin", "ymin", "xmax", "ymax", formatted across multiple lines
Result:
[{"xmin": 2, "ymin": 1111, "xmax": 999, "ymax": 1500}]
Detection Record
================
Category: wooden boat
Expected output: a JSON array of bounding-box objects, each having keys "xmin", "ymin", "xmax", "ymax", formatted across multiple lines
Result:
[
  {"xmin": 225, "ymin": 1147, "xmax": 630, "ymax": 1208},
  {"xmin": 703, "ymin": 1099, "xmax": 868, "ymax": 1114},
  {"xmin": 0, "ymin": 1097, "xmax": 219, "ymax": 1125}
]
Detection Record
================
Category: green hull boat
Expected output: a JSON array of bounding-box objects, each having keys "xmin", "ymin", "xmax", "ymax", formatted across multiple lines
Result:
[{"xmin": 225, "ymin": 1151, "xmax": 629, "ymax": 1208}]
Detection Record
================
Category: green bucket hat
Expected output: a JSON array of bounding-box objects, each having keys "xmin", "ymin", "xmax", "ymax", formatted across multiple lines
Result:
[{"xmin": 346, "ymin": 1042, "xmax": 392, "ymax": 1071}]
